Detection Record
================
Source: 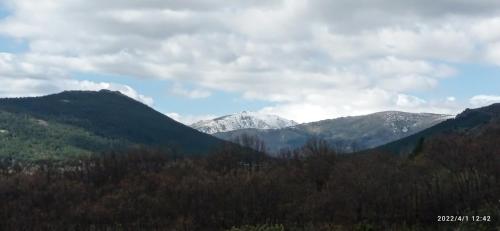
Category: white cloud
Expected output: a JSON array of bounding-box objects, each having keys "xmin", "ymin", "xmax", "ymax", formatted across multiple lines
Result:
[
  {"xmin": 0, "ymin": 52, "xmax": 154, "ymax": 105},
  {"xmin": 0, "ymin": 77, "xmax": 154, "ymax": 106},
  {"xmin": 469, "ymin": 95, "xmax": 500, "ymax": 107},
  {"xmin": 259, "ymin": 89, "xmax": 462, "ymax": 123},
  {"xmin": 0, "ymin": 0, "xmax": 499, "ymax": 122},
  {"xmin": 471, "ymin": 17, "xmax": 500, "ymax": 42},
  {"xmin": 164, "ymin": 112, "xmax": 216, "ymax": 125},
  {"xmin": 396, "ymin": 94, "xmax": 426, "ymax": 107},
  {"xmin": 367, "ymin": 56, "xmax": 455, "ymax": 78},
  {"xmin": 62, "ymin": 80, "xmax": 155, "ymax": 106},
  {"xmin": 484, "ymin": 42, "xmax": 500, "ymax": 66},
  {"xmin": 170, "ymin": 83, "xmax": 211, "ymax": 99}
]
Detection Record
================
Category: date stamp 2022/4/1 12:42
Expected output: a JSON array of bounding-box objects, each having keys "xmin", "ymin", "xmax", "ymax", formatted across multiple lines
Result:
[{"xmin": 437, "ymin": 215, "xmax": 492, "ymax": 223}]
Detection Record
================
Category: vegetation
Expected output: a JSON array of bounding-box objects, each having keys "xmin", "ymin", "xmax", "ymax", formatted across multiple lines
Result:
[
  {"xmin": 1, "ymin": 121, "xmax": 498, "ymax": 230},
  {"xmin": 380, "ymin": 103, "xmax": 500, "ymax": 154},
  {"xmin": 214, "ymin": 111, "xmax": 449, "ymax": 154},
  {"xmin": 1, "ymin": 93, "xmax": 499, "ymax": 230},
  {"xmin": 0, "ymin": 90, "xmax": 225, "ymax": 159},
  {"xmin": 0, "ymin": 110, "xmax": 127, "ymax": 161},
  {"xmin": 227, "ymin": 224, "xmax": 285, "ymax": 231}
]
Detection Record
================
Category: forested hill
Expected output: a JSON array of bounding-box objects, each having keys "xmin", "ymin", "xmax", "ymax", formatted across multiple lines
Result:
[
  {"xmin": 0, "ymin": 90, "xmax": 225, "ymax": 161},
  {"xmin": 379, "ymin": 103, "xmax": 500, "ymax": 155}
]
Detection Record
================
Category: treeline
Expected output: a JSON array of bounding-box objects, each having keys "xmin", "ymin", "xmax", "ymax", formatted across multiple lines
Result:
[{"xmin": 0, "ymin": 125, "xmax": 499, "ymax": 230}]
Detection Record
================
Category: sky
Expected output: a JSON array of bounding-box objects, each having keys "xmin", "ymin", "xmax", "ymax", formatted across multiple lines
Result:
[{"xmin": 0, "ymin": 0, "xmax": 500, "ymax": 124}]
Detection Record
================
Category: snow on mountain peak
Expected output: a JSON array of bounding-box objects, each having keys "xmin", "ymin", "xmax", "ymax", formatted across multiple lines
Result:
[
  {"xmin": 375, "ymin": 111, "xmax": 454, "ymax": 135},
  {"xmin": 191, "ymin": 111, "xmax": 298, "ymax": 134}
]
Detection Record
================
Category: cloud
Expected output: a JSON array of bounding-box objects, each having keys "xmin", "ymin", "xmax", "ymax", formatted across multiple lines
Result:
[
  {"xmin": 0, "ymin": 51, "xmax": 153, "ymax": 105},
  {"xmin": 259, "ymin": 89, "xmax": 462, "ymax": 123},
  {"xmin": 0, "ymin": 1, "xmax": 499, "ymax": 122},
  {"xmin": 62, "ymin": 80, "xmax": 155, "ymax": 106},
  {"xmin": 0, "ymin": 77, "xmax": 154, "ymax": 106},
  {"xmin": 170, "ymin": 83, "xmax": 211, "ymax": 99},
  {"xmin": 469, "ymin": 95, "xmax": 500, "ymax": 107},
  {"xmin": 484, "ymin": 42, "xmax": 500, "ymax": 65},
  {"xmin": 164, "ymin": 112, "xmax": 216, "ymax": 125}
]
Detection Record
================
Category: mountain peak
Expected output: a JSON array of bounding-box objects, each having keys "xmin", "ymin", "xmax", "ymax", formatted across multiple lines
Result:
[
  {"xmin": 98, "ymin": 89, "xmax": 124, "ymax": 95},
  {"xmin": 0, "ymin": 91, "xmax": 225, "ymax": 159},
  {"xmin": 191, "ymin": 111, "xmax": 298, "ymax": 134},
  {"xmin": 214, "ymin": 110, "xmax": 453, "ymax": 154},
  {"xmin": 57, "ymin": 89, "xmax": 125, "ymax": 97}
]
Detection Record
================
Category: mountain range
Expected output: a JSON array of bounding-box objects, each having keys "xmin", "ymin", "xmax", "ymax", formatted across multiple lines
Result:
[
  {"xmin": 211, "ymin": 111, "xmax": 453, "ymax": 154},
  {"xmin": 2, "ymin": 90, "xmax": 499, "ymax": 161},
  {"xmin": 191, "ymin": 111, "xmax": 297, "ymax": 134}
]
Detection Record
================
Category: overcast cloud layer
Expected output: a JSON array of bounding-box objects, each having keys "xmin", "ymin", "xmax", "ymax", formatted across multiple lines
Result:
[{"xmin": 1, "ymin": 0, "xmax": 500, "ymax": 122}]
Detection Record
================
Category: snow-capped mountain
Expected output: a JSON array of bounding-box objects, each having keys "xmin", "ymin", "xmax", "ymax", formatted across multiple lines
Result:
[
  {"xmin": 373, "ymin": 111, "xmax": 455, "ymax": 135},
  {"xmin": 191, "ymin": 111, "xmax": 298, "ymax": 134},
  {"xmin": 214, "ymin": 111, "xmax": 454, "ymax": 154}
]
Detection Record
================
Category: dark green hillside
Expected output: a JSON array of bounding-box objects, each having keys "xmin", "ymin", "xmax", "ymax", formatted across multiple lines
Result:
[
  {"xmin": 0, "ymin": 110, "xmax": 126, "ymax": 161},
  {"xmin": 379, "ymin": 103, "xmax": 500, "ymax": 154},
  {"xmin": 0, "ymin": 90, "xmax": 224, "ymax": 159}
]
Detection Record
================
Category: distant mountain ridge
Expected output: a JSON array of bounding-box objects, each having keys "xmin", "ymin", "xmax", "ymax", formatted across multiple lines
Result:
[
  {"xmin": 214, "ymin": 111, "xmax": 453, "ymax": 154},
  {"xmin": 0, "ymin": 90, "xmax": 225, "ymax": 161},
  {"xmin": 379, "ymin": 103, "xmax": 500, "ymax": 155},
  {"xmin": 191, "ymin": 111, "xmax": 298, "ymax": 134}
]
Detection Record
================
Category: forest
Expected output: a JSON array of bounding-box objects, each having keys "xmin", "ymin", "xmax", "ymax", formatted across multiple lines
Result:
[
  {"xmin": 0, "ymin": 110, "xmax": 128, "ymax": 161},
  {"xmin": 0, "ymin": 121, "xmax": 499, "ymax": 230}
]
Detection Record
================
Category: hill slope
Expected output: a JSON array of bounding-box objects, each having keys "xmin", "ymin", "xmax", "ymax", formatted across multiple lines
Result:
[
  {"xmin": 191, "ymin": 111, "xmax": 297, "ymax": 134},
  {"xmin": 0, "ymin": 110, "xmax": 126, "ymax": 161},
  {"xmin": 0, "ymin": 90, "xmax": 225, "ymax": 160},
  {"xmin": 379, "ymin": 103, "xmax": 500, "ymax": 154},
  {"xmin": 215, "ymin": 111, "xmax": 452, "ymax": 154}
]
